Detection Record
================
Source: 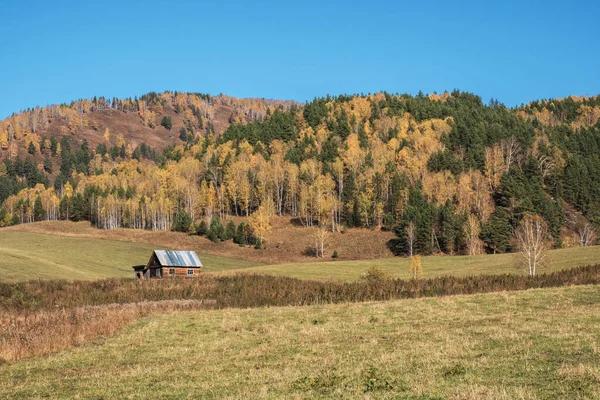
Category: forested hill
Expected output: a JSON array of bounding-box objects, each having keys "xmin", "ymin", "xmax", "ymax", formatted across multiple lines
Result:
[{"xmin": 1, "ymin": 90, "xmax": 600, "ymax": 257}]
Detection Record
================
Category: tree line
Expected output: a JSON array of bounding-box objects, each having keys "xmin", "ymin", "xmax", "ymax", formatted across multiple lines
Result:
[{"xmin": 1, "ymin": 91, "xmax": 599, "ymax": 257}]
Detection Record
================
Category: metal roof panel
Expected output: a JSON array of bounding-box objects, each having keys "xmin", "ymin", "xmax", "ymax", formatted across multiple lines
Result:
[{"xmin": 153, "ymin": 250, "xmax": 203, "ymax": 267}]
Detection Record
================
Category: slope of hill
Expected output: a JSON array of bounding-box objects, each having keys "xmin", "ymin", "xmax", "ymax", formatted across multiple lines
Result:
[
  {"xmin": 1, "ymin": 90, "xmax": 600, "ymax": 265},
  {"xmin": 3, "ymin": 220, "xmax": 600, "ymax": 282},
  {"xmin": 4, "ymin": 218, "xmax": 395, "ymax": 264},
  {"xmin": 235, "ymin": 245, "xmax": 600, "ymax": 281},
  {"xmin": 0, "ymin": 230, "xmax": 262, "ymax": 282},
  {"xmin": 2, "ymin": 285, "xmax": 599, "ymax": 398},
  {"xmin": 0, "ymin": 92, "xmax": 298, "ymax": 162}
]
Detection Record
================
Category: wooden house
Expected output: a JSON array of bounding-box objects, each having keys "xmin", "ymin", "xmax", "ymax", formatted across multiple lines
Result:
[{"xmin": 133, "ymin": 250, "xmax": 203, "ymax": 280}]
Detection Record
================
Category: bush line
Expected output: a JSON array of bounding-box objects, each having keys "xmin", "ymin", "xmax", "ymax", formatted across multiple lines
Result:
[{"xmin": 2, "ymin": 264, "xmax": 600, "ymax": 312}]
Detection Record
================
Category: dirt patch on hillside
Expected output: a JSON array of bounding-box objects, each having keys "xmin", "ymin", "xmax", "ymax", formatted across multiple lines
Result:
[{"xmin": 4, "ymin": 217, "xmax": 396, "ymax": 265}]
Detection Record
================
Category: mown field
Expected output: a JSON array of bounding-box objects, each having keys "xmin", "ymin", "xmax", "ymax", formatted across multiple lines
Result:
[
  {"xmin": 239, "ymin": 245, "xmax": 600, "ymax": 281},
  {"xmin": 0, "ymin": 230, "xmax": 263, "ymax": 282},
  {"xmin": 2, "ymin": 226, "xmax": 600, "ymax": 283},
  {"xmin": 1, "ymin": 285, "xmax": 599, "ymax": 399}
]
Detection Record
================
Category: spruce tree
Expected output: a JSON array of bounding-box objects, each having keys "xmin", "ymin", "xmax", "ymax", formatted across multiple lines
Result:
[
  {"xmin": 196, "ymin": 220, "xmax": 207, "ymax": 236},
  {"xmin": 224, "ymin": 220, "xmax": 236, "ymax": 240},
  {"xmin": 172, "ymin": 210, "xmax": 192, "ymax": 232},
  {"xmin": 207, "ymin": 216, "xmax": 224, "ymax": 242},
  {"xmin": 33, "ymin": 196, "xmax": 44, "ymax": 221},
  {"xmin": 234, "ymin": 222, "xmax": 247, "ymax": 245},
  {"xmin": 161, "ymin": 116, "xmax": 172, "ymax": 130}
]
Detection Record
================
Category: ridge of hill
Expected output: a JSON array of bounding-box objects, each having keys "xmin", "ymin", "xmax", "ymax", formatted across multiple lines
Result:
[{"xmin": 0, "ymin": 91, "xmax": 298, "ymax": 164}]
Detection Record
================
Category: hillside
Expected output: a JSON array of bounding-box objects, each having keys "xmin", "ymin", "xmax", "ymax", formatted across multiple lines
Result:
[
  {"xmin": 0, "ymin": 230, "xmax": 262, "ymax": 282},
  {"xmin": 2, "ymin": 285, "xmax": 599, "ymax": 398},
  {"xmin": 2, "ymin": 221, "xmax": 599, "ymax": 282},
  {"xmin": 237, "ymin": 245, "xmax": 600, "ymax": 281},
  {"xmin": 1, "ymin": 91, "xmax": 600, "ymax": 265},
  {"xmin": 0, "ymin": 92, "xmax": 298, "ymax": 163},
  {"xmin": 4, "ymin": 218, "xmax": 395, "ymax": 265}
]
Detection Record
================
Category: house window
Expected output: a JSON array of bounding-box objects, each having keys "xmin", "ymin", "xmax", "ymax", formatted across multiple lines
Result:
[
  {"xmin": 187, "ymin": 269, "xmax": 194, "ymax": 276},
  {"xmin": 169, "ymin": 269, "xmax": 175, "ymax": 276}
]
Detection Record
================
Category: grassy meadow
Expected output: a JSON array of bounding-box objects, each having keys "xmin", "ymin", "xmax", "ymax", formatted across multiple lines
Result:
[
  {"xmin": 239, "ymin": 245, "xmax": 600, "ymax": 281},
  {"xmin": 0, "ymin": 230, "xmax": 263, "ymax": 282},
  {"xmin": 2, "ymin": 285, "xmax": 599, "ymax": 399}
]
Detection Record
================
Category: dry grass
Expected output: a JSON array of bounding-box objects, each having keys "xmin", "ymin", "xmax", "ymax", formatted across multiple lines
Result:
[
  {"xmin": 0, "ymin": 300, "xmax": 214, "ymax": 362},
  {"xmin": 2, "ymin": 266, "xmax": 600, "ymax": 366},
  {"xmin": 1, "ymin": 285, "xmax": 599, "ymax": 399}
]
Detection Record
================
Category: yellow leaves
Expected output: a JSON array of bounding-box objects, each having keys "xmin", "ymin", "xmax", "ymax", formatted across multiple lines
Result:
[
  {"xmin": 421, "ymin": 170, "xmax": 456, "ymax": 204},
  {"xmin": 300, "ymin": 159, "xmax": 320, "ymax": 184},
  {"xmin": 343, "ymin": 97, "xmax": 371, "ymax": 124},
  {"xmin": 574, "ymin": 104, "xmax": 600, "ymax": 128},
  {"xmin": 25, "ymin": 134, "xmax": 41, "ymax": 154},
  {"xmin": 357, "ymin": 185, "xmax": 374, "ymax": 226},
  {"xmin": 248, "ymin": 199, "xmax": 274, "ymax": 243},
  {"xmin": 315, "ymin": 126, "xmax": 329, "ymax": 149},
  {"xmin": 115, "ymin": 134, "xmax": 126, "ymax": 149},
  {"xmin": 428, "ymin": 118, "xmax": 452, "ymax": 135},
  {"xmin": 103, "ymin": 128, "xmax": 111, "ymax": 142},
  {"xmin": 484, "ymin": 144, "xmax": 505, "ymax": 190},
  {"xmin": 315, "ymin": 174, "xmax": 335, "ymax": 221},
  {"xmin": 342, "ymin": 133, "xmax": 364, "ymax": 173},
  {"xmin": 0, "ymin": 128, "xmax": 8, "ymax": 150},
  {"xmin": 457, "ymin": 170, "xmax": 493, "ymax": 222},
  {"xmin": 464, "ymin": 213, "xmax": 484, "ymax": 255},
  {"xmin": 410, "ymin": 255, "xmax": 423, "ymax": 279},
  {"xmin": 427, "ymin": 91, "xmax": 451, "ymax": 102},
  {"xmin": 139, "ymin": 109, "xmax": 156, "ymax": 128}
]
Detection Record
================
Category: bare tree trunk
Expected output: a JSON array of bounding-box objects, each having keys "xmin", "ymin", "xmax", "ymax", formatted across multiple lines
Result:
[{"xmin": 406, "ymin": 222, "xmax": 416, "ymax": 257}]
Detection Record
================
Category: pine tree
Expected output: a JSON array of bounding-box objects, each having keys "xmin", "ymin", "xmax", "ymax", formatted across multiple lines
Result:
[
  {"xmin": 172, "ymin": 210, "xmax": 192, "ymax": 232},
  {"xmin": 34, "ymin": 195, "xmax": 45, "ymax": 221},
  {"xmin": 196, "ymin": 220, "xmax": 207, "ymax": 236},
  {"xmin": 234, "ymin": 222, "xmax": 247, "ymax": 245},
  {"xmin": 224, "ymin": 220, "xmax": 236, "ymax": 240},
  {"xmin": 207, "ymin": 216, "xmax": 224, "ymax": 242},
  {"xmin": 480, "ymin": 207, "xmax": 513, "ymax": 253},
  {"xmin": 161, "ymin": 116, "xmax": 173, "ymax": 131}
]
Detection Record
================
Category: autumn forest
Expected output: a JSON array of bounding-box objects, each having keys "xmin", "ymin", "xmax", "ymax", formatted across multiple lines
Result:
[{"xmin": 1, "ymin": 90, "xmax": 600, "ymax": 257}]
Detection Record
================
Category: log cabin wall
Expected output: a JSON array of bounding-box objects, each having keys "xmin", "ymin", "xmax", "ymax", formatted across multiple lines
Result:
[{"xmin": 165, "ymin": 267, "xmax": 200, "ymax": 277}]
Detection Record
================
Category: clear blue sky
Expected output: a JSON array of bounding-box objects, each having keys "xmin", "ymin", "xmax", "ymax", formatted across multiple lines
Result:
[{"xmin": 1, "ymin": 0, "xmax": 599, "ymax": 118}]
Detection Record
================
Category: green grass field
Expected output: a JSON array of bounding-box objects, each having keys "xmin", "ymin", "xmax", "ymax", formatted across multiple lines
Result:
[
  {"xmin": 0, "ymin": 230, "xmax": 263, "ymax": 282},
  {"xmin": 1, "ymin": 284, "xmax": 599, "ymax": 399},
  {"xmin": 239, "ymin": 245, "xmax": 600, "ymax": 281}
]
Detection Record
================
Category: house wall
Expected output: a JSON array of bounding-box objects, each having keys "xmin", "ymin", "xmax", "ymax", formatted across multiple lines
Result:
[{"xmin": 164, "ymin": 267, "xmax": 201, "ymax": 277}]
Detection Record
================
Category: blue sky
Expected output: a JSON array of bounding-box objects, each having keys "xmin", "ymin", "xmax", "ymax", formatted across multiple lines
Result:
[{"xmin": 0, "ymin": 0, "xmax": 598, "ymax": 118}]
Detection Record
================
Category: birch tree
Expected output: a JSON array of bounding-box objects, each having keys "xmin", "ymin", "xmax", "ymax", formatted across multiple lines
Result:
[{"xmin": 514, "ymin": 214, "xmax": 550, "ymax": 276}]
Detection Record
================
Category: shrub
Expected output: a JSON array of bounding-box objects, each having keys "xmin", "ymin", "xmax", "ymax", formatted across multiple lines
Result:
[
  {"xmin": 171, "ymin": 210, "xmax": 192, "ymax": 233},
  {"xmin": 224, "ymin": 221, "xmax": 236, "ymax": 241},
  {"xmin": 332, "ymin": 250, "xmax": 339, "ymax": 259},
  {"xmin": 410, "ymin": 255, "xmax": 423, "ymax": 279},
  {"xmin": 160, "ymin": 116, "xmax": 172, "ymax": 130},
  {"xmin": 207, "ymin": 216, "xmax": 224, "ymax": 242},
  {"xmin": 234, "ymin": 222, "xmax": 247, "ymax": 245},
  {"xmin": 196, "ymin": 220, "xmax": 207, "ymax": 236},
  {"xmin": 360, "ymin": 267, "xmax": 390, "ymax": 283},
  {"xmin": 4, "ymin": 265, "xmax": 600, "ymax": 313}
]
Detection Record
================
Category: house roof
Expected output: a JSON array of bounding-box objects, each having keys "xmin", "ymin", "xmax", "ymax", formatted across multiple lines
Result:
[{"xmin": 152, "ymin": 250, "xmax": 203, "ymax": 268}]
